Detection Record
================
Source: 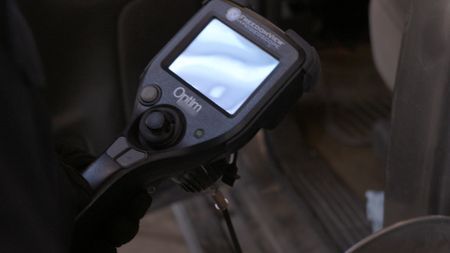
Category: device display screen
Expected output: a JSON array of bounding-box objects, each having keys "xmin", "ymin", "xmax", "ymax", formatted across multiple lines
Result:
[{"xmin": 169, "ymin": 19, "xmax": 279, "ymax": 115}]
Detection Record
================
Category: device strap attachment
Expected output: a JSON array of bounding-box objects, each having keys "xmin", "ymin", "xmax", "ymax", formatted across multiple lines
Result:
[{"xmin": 212, "ymin": 190, "xmax": 243, "ymax": 253}]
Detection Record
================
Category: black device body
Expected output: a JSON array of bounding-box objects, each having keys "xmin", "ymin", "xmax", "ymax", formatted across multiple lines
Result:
[{"xmin": 75, "ymin": 0, "xmax": 320, "ymax": 241}]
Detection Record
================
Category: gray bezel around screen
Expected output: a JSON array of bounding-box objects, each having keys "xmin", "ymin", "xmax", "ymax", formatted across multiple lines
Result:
[{"xmin": 166, "ymin": 18, "xmax": 280, "ymax": 116}]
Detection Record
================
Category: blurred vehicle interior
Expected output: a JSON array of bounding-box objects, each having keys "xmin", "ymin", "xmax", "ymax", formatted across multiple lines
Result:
[{"xmin": 16, "ymin": 0, "xmax": 450, "ymax": 252}]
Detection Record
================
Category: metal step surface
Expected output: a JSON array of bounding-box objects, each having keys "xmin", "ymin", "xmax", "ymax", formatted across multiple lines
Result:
[
  {"xmin": 265, "ymin": 115, "xmax": 372, "ymax": 251},
  {"xmin": 174, "ymin": 130, "xmax": 337, "ymax": 253},
  {"xmin": 174, "ymin": 114, "xmax": 373, "ymax": 252},
  {"xmin": 326, "ymin": 97, "xmax": 392, "ymax": 147}
]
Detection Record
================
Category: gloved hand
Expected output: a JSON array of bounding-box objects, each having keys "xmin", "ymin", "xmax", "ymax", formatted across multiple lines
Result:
[
  {"xmin": 70, "ymin": 191, "xmax": 152, "ymax": 253},
  {"xmin": 56, "ymin": 136, "xmax": 152, "ymax": 253}
]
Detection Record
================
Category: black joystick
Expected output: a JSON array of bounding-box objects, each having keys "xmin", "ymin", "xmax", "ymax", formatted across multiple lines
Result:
[
  {"xmin": 145, "ymin": 111, "xmax": 166, "ymax": 133},
  {"xmin": 139, "ymin": 107, "xmax": 185, "ymax": 149}
]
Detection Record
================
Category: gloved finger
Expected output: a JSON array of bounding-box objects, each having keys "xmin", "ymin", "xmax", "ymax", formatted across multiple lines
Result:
[
  {"xmin": 90, "ymin": 239, "xmax": 117, "ymax": 253},
  {"xmin": 55, "ymin": 135, "xmax": 95, "ymax": 171},
  {"xmin": 106, "ymin": 216, "xmax": 140, "ymax": 247},
  {"xmin": 127, "ymin": 192, "xmax": 152, "ymax": 220},
  {"xmin": 72, "ymin": 237, "xmax": 117, "ymax": 253}
]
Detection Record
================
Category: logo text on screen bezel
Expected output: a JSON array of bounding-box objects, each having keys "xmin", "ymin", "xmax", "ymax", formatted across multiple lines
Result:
[
  {"xmin": 225, "ymin": 7, "xmax": 285, "ymax": 49},
  {"xmin": 173, "ymin": 87, "xmax": 202, "ymax": 115}
]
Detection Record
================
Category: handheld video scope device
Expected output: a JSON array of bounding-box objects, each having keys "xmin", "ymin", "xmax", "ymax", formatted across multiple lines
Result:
[{"xmin": 76, "ymin": 0, "xmax": 320, "ymax": 241}]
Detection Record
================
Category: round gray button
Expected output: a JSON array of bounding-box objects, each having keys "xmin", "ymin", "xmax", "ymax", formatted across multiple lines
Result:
[{"xmin": 140, "ymin": 85, "xmax": 160, "ymax": 104}]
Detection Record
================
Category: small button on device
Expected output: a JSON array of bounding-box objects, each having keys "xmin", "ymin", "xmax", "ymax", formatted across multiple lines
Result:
[
  {"xmin": 106, "ymin": 137, "xmax": 130, "ymax": 158},
  {"xmin": 116, "ymin": 149, "xmax": 147, "ymax": 168},
  {"xmin": 140, "ymin": 85, "xmax": 160, "ymax": 105}
]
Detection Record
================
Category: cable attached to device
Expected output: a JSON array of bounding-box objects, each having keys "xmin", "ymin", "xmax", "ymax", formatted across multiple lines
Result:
[{"xmin": 212, "ymin": 190, "xmax": 243, "ymax": 253}]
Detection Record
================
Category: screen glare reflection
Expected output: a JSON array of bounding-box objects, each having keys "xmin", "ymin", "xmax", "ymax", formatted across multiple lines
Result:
[{"xmin": 169, "ymin": 19, "xmax": 279, "ymax": 114}]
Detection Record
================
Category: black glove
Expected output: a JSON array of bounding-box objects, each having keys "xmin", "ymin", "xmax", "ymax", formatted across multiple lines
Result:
[
  {"xmin": 56, "ymin": 136, "xmax": 152, "ymax": 253},
  {"xmin": 71, "ymin": 191, "xmax": 152, "ymax": 253}
]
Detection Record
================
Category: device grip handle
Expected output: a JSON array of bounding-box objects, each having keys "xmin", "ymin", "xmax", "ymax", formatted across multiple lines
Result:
[
  {"xmin": 73, "ymin": 138, "xmax": 159, "ymax": 249},
  {"xmin": 82, "ymin": 137, "xmax": 148, "ymax": 190}
]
